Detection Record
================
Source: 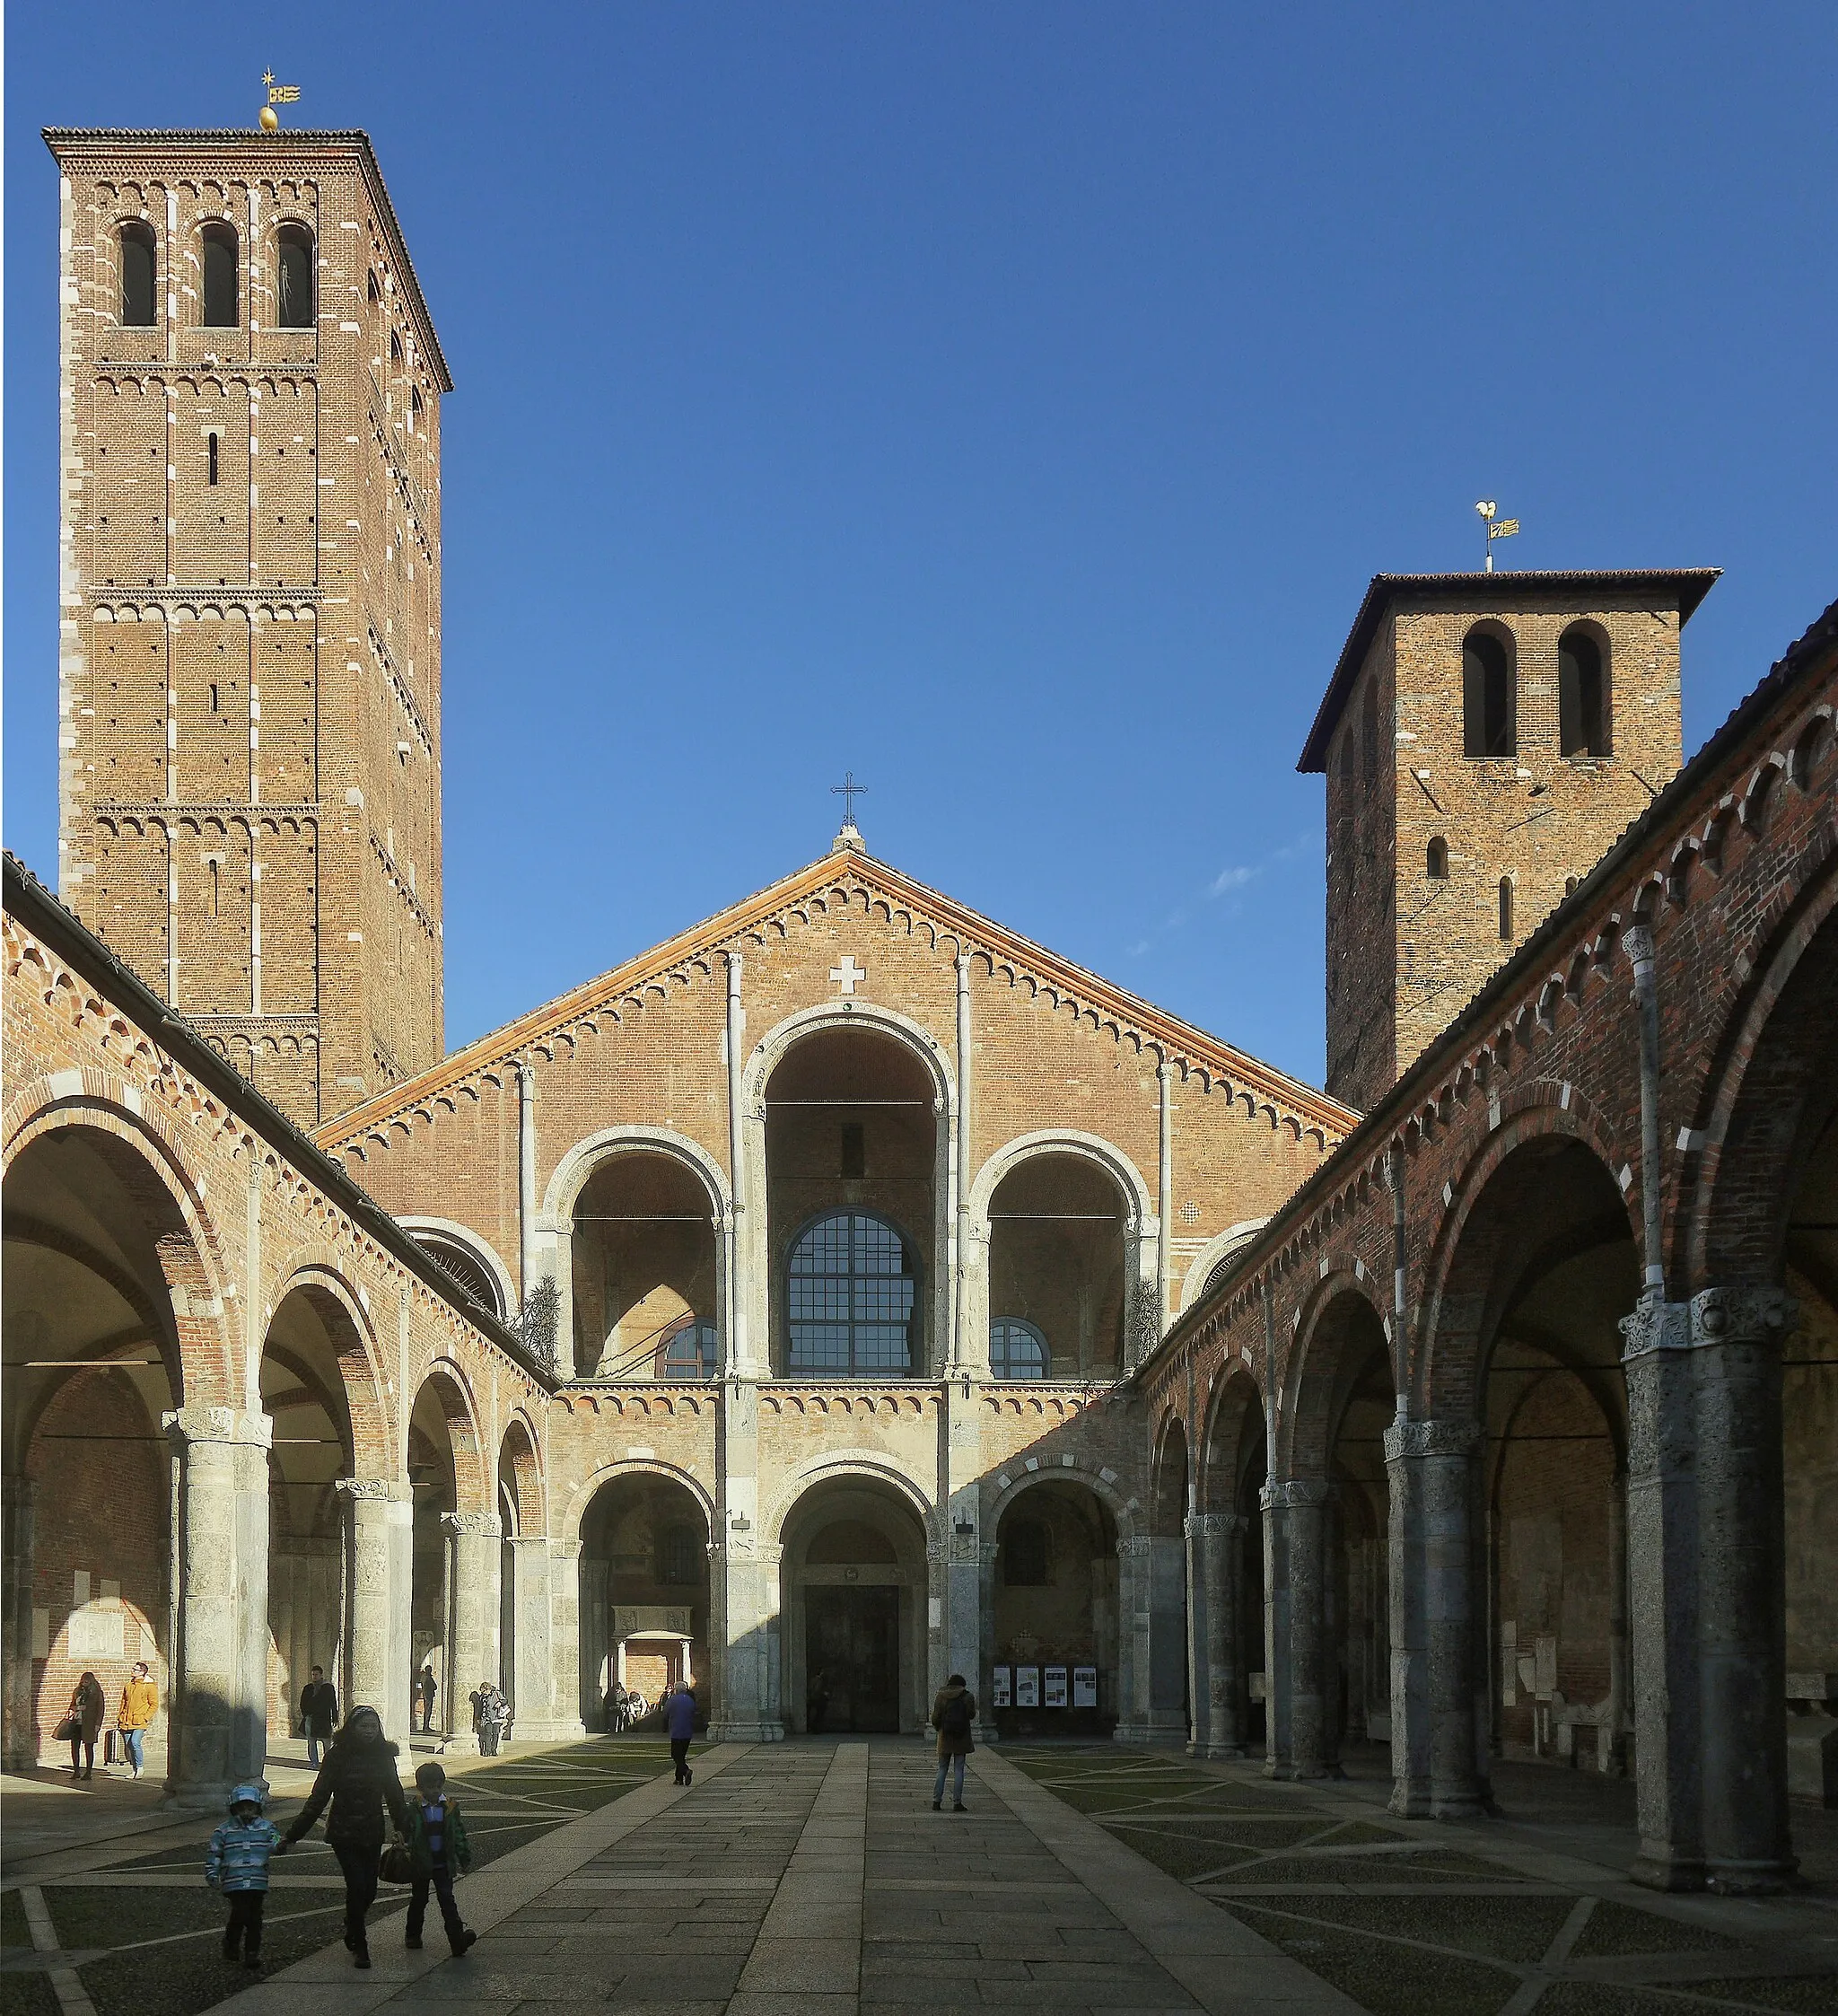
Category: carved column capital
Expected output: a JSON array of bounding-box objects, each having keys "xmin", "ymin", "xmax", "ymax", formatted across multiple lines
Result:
[
  {"xmin": 1383, "ymin": 1417, "xmax": 1483, "ymax": 1464},
  {"xmin": 163, "ymin": 1407, "xmax": 271, "ymax": 1451},
  {"xmin": 442, "ymin": 1512, "xmax": 503, "ymax": 1539},
  {"xmin": 1259, "ymin": 1478, "xmax": 1334, "ymax": 1512},
  {"xmin": 1186, "ymin": 1511, "xmax": 1249, "ymax": 1538},
  {"xmin": 1690, "ymin": 1284, "xmax": 1798, "ymax": 1347},
  {"xmin": 335, "ymin": 1475, "xmax": 411, "ymax": 1503}
]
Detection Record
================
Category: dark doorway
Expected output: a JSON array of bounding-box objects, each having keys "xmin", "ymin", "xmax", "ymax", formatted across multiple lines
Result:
[{"xmin": 805, "ymin": 1586, "xmax": 899, "ymax": 1732}]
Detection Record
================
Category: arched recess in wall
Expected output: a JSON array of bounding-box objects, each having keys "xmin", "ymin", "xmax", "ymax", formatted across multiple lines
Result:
[
  {"xmin": 495, "ymin": 1413, "xmax": 546, "ymax": 1724},
  {"xmin": 988, "ymin": 1466, "xmax": 1122, "ymax": 1740},
  {"xmin": 1180, "ymin": 1220, "xmax": 1269, "ymax": 1314},
  {"xmin": 968, "ymin": 1131, "xmax": 1155, "ymax": 1380},
  {"xmin": 398, "ymin": 1216, "xmax": 515, "ymax": 1326},
  {"xmin": 1422, "ymin": 1119, "xmax": 1638, "ymax": 1783},
  {"xmin": 538, "ymin": 1127, "xmax": 731, "ymax": 1381},
  {"xmin": 406, "ymin": 1364, "xmax": 487, "ymax": 1740},
  {"xmin": 741, "ymin": 1004, "xmax": 952, "ymax": 1380},
  {"xmin": 1198, "ymin": 1361, "xmax": 1269, "ymax": 1753},
  {"xmin": 0, "ymin": 1111, "xmax": 224, "ymax": 1771}
]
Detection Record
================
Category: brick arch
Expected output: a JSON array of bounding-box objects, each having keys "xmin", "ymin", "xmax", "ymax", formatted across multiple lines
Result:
[
  {"xmin": 763, "ymin": 1451, "xmax": 939, "ymax": 1551},
  {"xmin": 1199, "ymin": 1358, "xmax": 1267, "ymax": 1514},
  {"xmin": 560, "ymin": 1456, "xmax": 715, "ymax": 1546},
  {"xmin": 3, "ymin": 1090, "xmax": 235, "ymax": 1407},
  {"xmin": 984, "ymin": 1459, "xmax": 1136, "ymax": 1543},
  {"xmin": 1416, "ymin": 1106, "xmax": 1636, "ymax": 1425},
  {"xmin": 1685, "ymin": 846, "xmax": 1838, "ymax": 1288},
  {"xmin": 496, "ymin": 1412, "xmax": 547, "ymax": 1538},
  {"xmin": 1278, "ymin": 1271, "xmax": 1390, "ymax": 1482},
  {"xmin": 408, "ymin": 1360, "xmax": 489, "ymax": 1516},
  {"xmin": 263, "ymin": 1256, "xmax": 392, "ymax": 1477},
  {"xmin": 1151, "ymin": 1412, "xmax": 1190, "ymax": 1535}
]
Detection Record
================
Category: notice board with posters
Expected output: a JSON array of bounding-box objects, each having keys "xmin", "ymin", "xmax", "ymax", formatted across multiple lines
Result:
[
  {"xmin": 1044, "ymin": 1666, "xmax": 1068, "ymax": 1708},
  {"xmin": 1072, "ymin": 1666, "xmax": 1098, "ymax": 1708},
  {"xmin": 1015, "ymin": 1666, "xmax": 1040, "ymax": 1708},
  {"xmin": 992, "ymin": 1667, "xmax": 1012, "ymax": 1707}
]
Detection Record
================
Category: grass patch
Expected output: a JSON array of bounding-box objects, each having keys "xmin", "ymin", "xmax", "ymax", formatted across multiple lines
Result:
[
  {"xmin": 1105, "ymin": 1826, "xmax": 1255, "ymax": 1880},
  {"xmin": 1221, "ymin": 1890, "xmax": 1573, "ymax": 1964},
  {"xmin": 1685, "ymin": 1980, "xmax": 1838, "ymax": 2013},
  {"xmin": 1215, "ymin": 1850, "xmax": 1528, "ymax": 1886},
  {"xmin": 1569, "ymin": 1898, "xmax": 1747, "ymax": 1958},
  {"xmin": 76, "ymin": 1905, "xmax": 354, "ymax": 2016},
  {"xmin": 0, "ymin": 1971, "xmax": 61, "ymax": 2016},
  {"xmin": 1213, "ymin": 1902, "xmax": 1522, "ymax": 2016},
  {"xmin": 1, "ymin": 1894, "xmax": 32, "ymax": 1949},
  {"xmin": 1311, "ymin": 1820, "xmax": 1414, "ymax": 1846},
  {"xmin": 1532, "ymin": 1992, "xmax": 1715, "ymax": 2016}
]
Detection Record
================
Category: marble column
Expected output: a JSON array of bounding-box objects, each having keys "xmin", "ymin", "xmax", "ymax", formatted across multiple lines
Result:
[
  {"xmin": 1260, "ymin": 1482, "xmax": 1291, "ymax": 1776},
  {"xmin": 2, "ymin": 1476, "xmax": 36, "ymax": 1773},
  {"xmin": 1620, "ymin": 1294, "xmax": 1706, "ymax": 1889},
  {"xmin": 1693, "ymin": 1285, "xmax": 1796, "ymax": 1893},
  {"xmin": 1276, "ymin": 1482, "xmax": 1333, "ymax": 1779},
  {"xmin": 1191, "ymin": 1511, "xmax": 1251, "ymax": 1758},
  {"xmin": 1384, "ymin": 1417, "xmax": 1484, "ymax": 1819},
  {"xmin": 163, "ymin": 1407, "xmax": 271, "ymax": 1801},
  {"xmin": 337, "ymin": 1475, "xmax": 414, "ymax": 1745},
  {"xmin": 441, "ymin": 1512, "xmax": 502, "ymax": 1753},
  {"xmin": 1113, "ymin": 1534, "xmax": 1152, "ymax": 1743},
  {"xmin": 974, "ymin": 1539, "xmax": 1002, "ymax": 1742}
]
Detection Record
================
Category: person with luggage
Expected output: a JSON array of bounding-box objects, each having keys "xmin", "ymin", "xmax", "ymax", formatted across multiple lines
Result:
[
  {"xmin": 931, "ymin": 1673, "xmax": 976, "ymax": 1812},
  {"xmin": 61, "ymin": 1671, "xmax": 105, "ymax": 1780},
  {"xmin": 117, "ymin": 1661, "xmax": 158, "ymax": 1779},
  {"xmin": 402, "ymin": 1761, "xmax": 477, "ymax": 1957},
  {"xmin": 206, "ymin": 1781, "xmax": 281, "ymax": 1969}
]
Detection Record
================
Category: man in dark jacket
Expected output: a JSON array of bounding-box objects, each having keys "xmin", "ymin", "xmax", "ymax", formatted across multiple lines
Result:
[
  {"xmin": 931, "ymin": 1675, "xmax": 976, "ymax": 1812},
  {"xmin": 665, "ymin": 1683, "xmax": 696, "ymax": 1785},
  {"xmin": 415, "ymin": 1665, "xmax": 438, "ymax": 1733},
  {"xmin": 276, "ymin": 1706, "xmax": 407, "ymax": 1968},
  {"xmin": 299, "ymin": 1665, "xmax": 337, "ymax": 1767}
]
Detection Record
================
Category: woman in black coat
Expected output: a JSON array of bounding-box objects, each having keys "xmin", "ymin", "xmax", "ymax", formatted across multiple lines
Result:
[
  {"xmin": 276, "ymin": 1705, "xmax": 407, "ymax": 1967},
  {"xmin": 65, "ymin": 1671, "xmax": 105, "ymax": 1779}
]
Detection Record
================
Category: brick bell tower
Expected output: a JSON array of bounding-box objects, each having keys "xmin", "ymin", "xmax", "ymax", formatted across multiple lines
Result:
[
  {"xmin": 46, "ymin": 126, "xmax": 450, "ymax": 1127},
  {"xmin": 1299, "ymin": 569, "xmax": 1718, "ymax": 1113}
]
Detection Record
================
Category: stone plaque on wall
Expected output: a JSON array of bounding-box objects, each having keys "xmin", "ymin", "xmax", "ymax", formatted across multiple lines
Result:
[
  {"xmin": 67, "ymin": 1605, "xmax": 125, "ymax": 1661},
  {"xmin": 613, "ymin": 1606, "xmax": 693, "ymax": 1638}
]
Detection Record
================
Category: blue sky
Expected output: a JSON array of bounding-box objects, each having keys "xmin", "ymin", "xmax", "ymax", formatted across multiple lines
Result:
[{"xmin": 6, "ymin": 2, "xmax": 1834, "ymax": 1087}]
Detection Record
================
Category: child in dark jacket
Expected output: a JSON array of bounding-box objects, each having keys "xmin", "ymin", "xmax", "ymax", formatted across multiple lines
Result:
[
  {"xmin": 404, "ymin": 1762, "xmax": 477, "ymax": 1956},
  {"xmin": 206, "ymin": 1783, "xmax": 281, "ymax": 1968}
]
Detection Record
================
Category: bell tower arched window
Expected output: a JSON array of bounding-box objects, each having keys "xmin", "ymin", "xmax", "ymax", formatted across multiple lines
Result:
[
  {"xmin": 200, "ymin": 222, "xmax": 239, "ymax": 328},
  {"xmin": 787, "ymin": 1211, "xmax": 917, "ymax": 1373},
  {"xmin": 276, "ymin": 224, "xmax": 314, "ymax": 329},
  {"xmin": 1463, "ymin": 627, "xmax": 1516, "ymax": 758},
  {"xmin": 1559, "ymin": 625, "xmax": 1610, "ymax": 757},
  {"xmin": 118, "ymin": 222, "xmax": 156, "ymax": 327},
  {"xmin": 1426, "ymin": 836, "xmax": 1448, "ymax": 880}
]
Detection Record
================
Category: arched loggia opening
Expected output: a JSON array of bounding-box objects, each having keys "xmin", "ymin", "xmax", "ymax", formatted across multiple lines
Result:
[
  {"xmin": 578, "ymin": 1471, "xmax": 711, "ymax": 1732},
  {"xmin": 261, "ymin": 1282, "xmax": 374, "ymax": 1754},
  {"xmin": 766, "ymin": 1027, "xmax": 940, "ymax": 1375},
  {"xmin": 494, "ymin": 1418, "xmax": 543, "ymax": 1740},
  {"xmin": 2, "ymin": 1126, "xmax": 197, "ymax": 1773},
  {"xmin": 986, "ymin": 1153, "xmax": 1128, "ymax": 1378},
  {"xmin": 1143, "ymin": 1418, "xmax": 1191, "ymax": 1744},
  {"xmin": 407, "ymin": 1372, "xmax": 483, "ymax": 1741},
  {"xmin": 1195, "ymin": 1363, "xmax": 1268, "ymax": 1757},
  {"xmin": 991, "ymin": 1481, "xmax": 1118, "ymax": 1739},
  {"xmin": 568, "ymin": 1153, "xmax": 721, "ymax": 1380},
  {"xmin": 782, "ymin": 1476, "xmax": 929, "ymax": 1733}
]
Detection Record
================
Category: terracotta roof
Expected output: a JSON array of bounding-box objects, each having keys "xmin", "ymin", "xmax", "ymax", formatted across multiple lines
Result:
[
  {"xmin": 1296, "ymin": 568, "xmax": 1721, "ymax": 773},
  {"xmin": 318, "ymin": 850, "xmax": 1359, "ymax": 1148},
  {"xmin": 41, "ymin": 127, "xmax": 451, "ymax": 393}
]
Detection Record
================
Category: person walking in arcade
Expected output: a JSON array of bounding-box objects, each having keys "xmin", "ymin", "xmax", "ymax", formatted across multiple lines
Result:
[{"xmin": 276, "ymin": 1705, "xmax": 407, "ymax": 1968}]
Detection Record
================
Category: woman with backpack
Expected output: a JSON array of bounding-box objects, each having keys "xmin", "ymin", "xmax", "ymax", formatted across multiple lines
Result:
[{"xmin": 930, "ymin": 1673, "xmax": 976, "ymax": 1812}]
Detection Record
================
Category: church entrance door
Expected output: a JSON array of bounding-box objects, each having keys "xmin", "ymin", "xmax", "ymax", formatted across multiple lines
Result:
[{"xmin": 805, "ymin": 1585, "xmax": 899, "ymax": 1733}]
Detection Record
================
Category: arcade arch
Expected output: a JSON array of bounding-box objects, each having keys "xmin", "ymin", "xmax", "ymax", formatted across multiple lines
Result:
[
  {"xmin": 986, "ymin": 1153, "xmax": 1128, "ymax": 1379},
  {"xmin": 566, "ymin": 1151, "xmax": 722, "ymax": 1381},
  {"xmin": 577, "ymin": 1468, "xmax": 711, "ymax": 1731},
  {"xmin": 1195, "ymin": 1363, "xmax": 1268, "ymax": 1756},
  {"xmin": 990, "ymin": 1477, "xmax": 1119, "ymax": 1738},
  {"xmin": 407, "ymin": 1369, "xmax": 484, "ymax": 1739}
]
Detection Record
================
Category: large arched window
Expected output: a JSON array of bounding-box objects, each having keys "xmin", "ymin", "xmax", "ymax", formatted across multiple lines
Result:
[
  {"xmin": 118, "ymin": 222, "xmax": 157, "ymax": 327},
  {"xmin": 990, "ymin": 1317, "xmax": 1049, "ymax": 1380},
  {"xmin": 658, "ymin": 1317, "xmax": 717, "ymax": 1381},
  {"xmin": 787, "ymin": 1211, "xmax": 917, "ymax": 1372},
  {"xmin": 200, "ymin": 222, "xmax": 239, "ymax": 328},
  {"xmin": 1462, "ymin": 626, "xmax": 1516, "ymax": 758},
  {"xmin": 1559, "ymin": 625, "xmax": 1610, "ymax": 758},
  {"xmin": 276, "ymin": 224, "xmax": 314, "ymax": 329}
]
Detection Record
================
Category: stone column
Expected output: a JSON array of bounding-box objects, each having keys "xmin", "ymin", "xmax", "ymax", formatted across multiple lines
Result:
[
  {"xmin": 975, "ymin": 1540, "xmax": 1002, "ymax": 1742},
  {"xmin": 1693, "ymin": 1285, "xmax": 1796, "ymax": 1893},
  {"xmin": 710, "ymin": 1374, "xmax": 783, "ymax": 1740},
  {"xmin": 943, "ymin": 1380, "xmax": 984, "ymax": 1701},
  {"xmin": 1260, "ymin": 1482, "xmax": 1291, "ymax": 1775},
  {"xmin": 1384, "ymin": 1418, "xmax": 1484, "ymax": 1819},
  {"xmin": 441, "ymin": 1512, "xmax": 501, "ymax": 1753},
  {"xmin": 163, "ymin": 1407, "xmax": 271, "ymax": 1801},
  {"xmin": 1620, "ymin": 1295, "xmax": 1705, "ymax": 1889},
  {"xmin": 1113, "ymin": 1534, "xmax": 1152, "ymax": 1743},
  {"xmin": 1606, "ymin": 1475, "xmax": 1630, "ymax": 1775},
  {"xmin": 2, "ymin": 1476, "xmax": 36, "ymax": 1773},
  {"xmin": 1145, "ymin": 1533, "xmax": 1189, "ymax": 1743},
  {"xmin": 1203, "ymin": 1512, "xmax": 1252, "ymax": 1757},
  {"xmin": 1184, "ymin": 1512, "xmax": 1211, "ymax": 1756},
  {"xmin": 337, "ymin": 1476, "xmax": 414, "ymax": 1744},
  {"xmin": 1273, "ymin": 1481, "xmax": 1333, "ymax": 1779}
]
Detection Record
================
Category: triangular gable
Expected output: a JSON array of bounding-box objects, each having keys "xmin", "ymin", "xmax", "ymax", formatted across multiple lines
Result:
[{"xmin": 316, "ymin": 850, "xmax": 1357, "ymax": 1151}]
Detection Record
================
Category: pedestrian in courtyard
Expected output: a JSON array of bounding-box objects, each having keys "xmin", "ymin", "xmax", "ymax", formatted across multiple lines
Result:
[
  {"xmin": 666, "ymin": 1681, "xmax": 696, "ymax": 1785},
  {"xmin": 299, "ymin": 1664, "xmax": 338, "ymax": 1767},
  {"xmin": 276, "ymin": 1705, "xmax": 408, "ymax": 1968},
  {"xmin": 477, "ymin": 1680, "xmax": 506, "ymax": 1756},
  {"xmin": 930, "ymin": 1673, "xmax": 976, "ymax": 1813},
  {"xmin": 62, "ymin": 1670, "xmax": 105, "ymax": 1780},
  {"xmin": 416, "ymin": 1664, "xmax": 438, "ymax": 1733},
  {"xmin": 117, "ymin": 1661, "xmax": 158, "ymax": 1779},
  {"xmin": 403, "ymin": 1761, "xmax": 477, "ymax": 1957},
  {"xmin": 206, "ymin": 1781, "xmax": 280, "ymax": 1969}
]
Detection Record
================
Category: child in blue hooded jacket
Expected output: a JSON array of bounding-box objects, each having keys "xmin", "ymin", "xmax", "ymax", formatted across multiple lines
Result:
[{"xmin": 206, "ymin": 1782, "xmax": 281, "ymax": 1968}]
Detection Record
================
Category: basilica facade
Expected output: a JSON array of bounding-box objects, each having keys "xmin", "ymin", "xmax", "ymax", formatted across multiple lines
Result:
[{"xmin": 5, "ymin": 122, "xmax": 1834, "ymax": 1896}]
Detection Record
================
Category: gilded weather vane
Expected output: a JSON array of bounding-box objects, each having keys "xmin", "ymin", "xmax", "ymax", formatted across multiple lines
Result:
[{"xmin": 259, "ymin": 69, "xmax": 302, "ymax": 133}]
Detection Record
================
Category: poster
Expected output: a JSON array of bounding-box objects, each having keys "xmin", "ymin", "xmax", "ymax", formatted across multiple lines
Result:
[
  {"xmin": 1044, "ymin": 1666, "xmax": 1067, "ymax": 1708},
  {"xmin": 1016, "ymin": 1666, "xmax": 1040, "ymax": 1707},
  {"xmin": 992, "ymin": 1666, "xmax": 1011, "ymax": 1707},
  {"xmin": 1072, "ymin": 1666, "xmax": 1098, "ymax": 1708}
]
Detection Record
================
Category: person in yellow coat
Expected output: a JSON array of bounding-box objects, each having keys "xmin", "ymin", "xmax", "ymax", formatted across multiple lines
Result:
[{"xmin": 118, "ymin": 1661, "xmax": 159, "ymax": 1779}]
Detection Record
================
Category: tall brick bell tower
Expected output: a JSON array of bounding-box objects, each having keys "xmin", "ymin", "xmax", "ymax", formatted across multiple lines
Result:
[
  {"xmin": 46, "ymin": 127, "xmax": 450, "ymax": 1127},
  {"xmin": 1300, "ymin": 569, "xmax": 1719, "ymax": 1112}
]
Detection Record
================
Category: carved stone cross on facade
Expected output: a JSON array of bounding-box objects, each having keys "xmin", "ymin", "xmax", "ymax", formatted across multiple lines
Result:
[{"xmin": 829, "ymin": 955, "xmax": 866, "ymax": 996}]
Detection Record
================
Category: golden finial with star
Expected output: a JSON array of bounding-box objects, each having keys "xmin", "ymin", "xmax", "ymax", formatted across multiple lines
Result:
[{"xmin": 259, "ymin": 69, "xmax": 301, "ymax": 134}]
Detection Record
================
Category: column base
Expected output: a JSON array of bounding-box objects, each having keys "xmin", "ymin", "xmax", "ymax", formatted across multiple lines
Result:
[
  {"xmin": 437, "ymin": 1733, "xmax": 481, "ymax": 1757},
  {"xmin": 1388, "ymin": 1777, "xmax": 1431, "ymax": 1819},
  {"xmin": 1429, "ymin": 1789, "xmax": 1486, "ymax": 1820},
  {"xmin": 502, "ymin": 1720, "xmax": 585, "ymax": 1746},
  {"xmin": 1111, "ymin": 1721, "xmax": 1152, "ymax": 1747},
  {"xmin": 1199, "ymin": 1743, "xmax": 1247, "ymax": 1760},
  {"xmin": 708, "ymin": 1719, "xmax": 784, "ymax": 1743},
  {"xmin": 1630, "ymin": 1848, "xmax": 1710, "ymax": 1893},
  {"xmin": 1707, "ymin": 1857, "xmax": 1798, "ymax": 1897}
]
